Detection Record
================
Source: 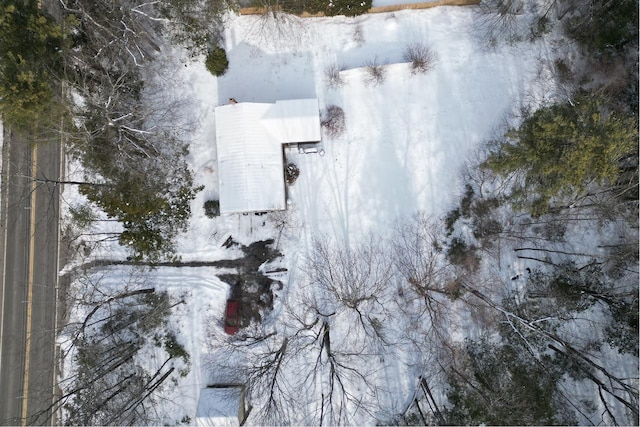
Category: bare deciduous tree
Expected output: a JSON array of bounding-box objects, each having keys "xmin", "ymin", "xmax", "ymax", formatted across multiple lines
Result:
[
  {"xmin": 217, "ymin": 235, "xmax": 398, "ymax": 425},
  {"xmin": 58, "ymin": 0, "xmax": 202, "ymax": 261},
  {"xmin": 474, "ymin": 0, "xmax": 527, "ymax": 47},
  {"xmin": 247, "ymin": 1, "xmax": 308, "ymax": 47},
  {"xmin": 458, "ymin": 275, "xmax": 639, "ymax": 425},
  {"xmin": 392, "ymin": 214, "xmax": 461, "ymax": 342},
  {"xmin": 45, "ymin": 268, "xmax": 189, "ymax": 425}
]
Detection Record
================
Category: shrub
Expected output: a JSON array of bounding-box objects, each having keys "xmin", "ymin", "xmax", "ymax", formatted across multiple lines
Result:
[
  {"xmin": 205, "ymin": 47, "xmax": 229, "ymax": 76},
  {"xmin": 445, "ymin": 208, "xmax": 461, "ymax": 236},
  {"xmin": 553, "ymin": 59, "xmax": 573, "ymax": 84},
  {"xmin": 470, "ymin": 197, "xmax": 503, "ymax": 241},
  {"xmin": 459, "ymin": 184, "xmax": 475, "ymax": 217},
  {"xmin": 363, "ymin": 57, "xmax": 389, "ymax": 86},
  {"xmin": 447, "ymin": 238, "xmax": 480, "ymax": 272},
  {"xmin": 529, "ymin": 15, "xmax": 551, "ymax": 41},
  {"xmin": 325, "ymin": 63, "xmax": 345, "ymax": 89},
  {"xmin": 204, "ymin": 199, "xmax": 220, "ymax": 218},
  {"xmin": 285, "ymin": 162, "xmax": 300, "ymax": 184},
  {"xmin": 163, "ymin": 332, "xmax": 190, "ymax": 362},
  {"xmin": 403, "ymin": 43, "xmax": 436, "ymax": 75},
  {"xmin": 472, "ymin": 217, "xmax": 503, "ymax": 241},
  {"xmin": 321, "ymin": 105, "xmax": 345, "ymax": 138}
]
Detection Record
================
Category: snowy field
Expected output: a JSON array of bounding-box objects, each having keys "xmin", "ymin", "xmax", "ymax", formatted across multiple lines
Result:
[
  {"xmin": 59, "ymin": 3, "xmax": 587, "ymax": 425},
  {"xmin": 177, "ymin": 6, "xmax": 551, "ymax": 253}
]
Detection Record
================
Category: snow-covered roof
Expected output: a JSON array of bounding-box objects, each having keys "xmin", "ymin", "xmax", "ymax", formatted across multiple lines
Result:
[
  {"xmin": 196, "ymin": 388, "xmax": 243, "ymax": 427},
  {"xmin": 215, "ymin": 99, "xmax": 321, "ymax": 214},
  {"xmin": 262, "ymin": 99, "xmax": 323, "ymax": 143}
]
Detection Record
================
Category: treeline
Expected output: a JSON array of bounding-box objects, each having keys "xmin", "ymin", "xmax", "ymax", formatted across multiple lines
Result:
[
  {"xmin": 49, "ymin": 278, "xmax": 190, "ymax": 425},
  {"xmin": 417, "ymin": 1, "xmax": 639, "ymax": 425},
  {"xmin": 0, "ymin": 1, "xmax": 73, "ymax": 130},
  {"xmin": 264, "ymin": 0, "xmax": 372, "ymax": 16},
  {"xmin": 0, "ymin": 0, "xmax": 231, "ymax": 261}
]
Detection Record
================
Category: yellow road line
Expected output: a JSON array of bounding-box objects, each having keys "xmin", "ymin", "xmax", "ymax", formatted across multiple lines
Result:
[{"xmin": 21, "ymin": 143, "xmax": 37, "ymax": 426}]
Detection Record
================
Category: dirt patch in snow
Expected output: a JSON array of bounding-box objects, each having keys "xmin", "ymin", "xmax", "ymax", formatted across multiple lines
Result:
[{"xmin": 217, "ymin": 238, "xmax": 283, "ymax": 327}]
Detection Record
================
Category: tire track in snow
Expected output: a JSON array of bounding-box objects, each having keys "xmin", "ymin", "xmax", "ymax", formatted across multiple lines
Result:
[{"xmin": 150, "ymin": 268, "xmax": 231, "ymax": 294}]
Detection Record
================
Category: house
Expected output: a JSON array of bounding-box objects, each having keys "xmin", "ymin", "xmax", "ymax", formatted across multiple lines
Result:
[
  {"xmin": 214, "ymin": 99, "xmax": 322, "ymax": 215},
  {"xmin": 196, "ymin": 385, "xmax": 249, "ymax": 426}
]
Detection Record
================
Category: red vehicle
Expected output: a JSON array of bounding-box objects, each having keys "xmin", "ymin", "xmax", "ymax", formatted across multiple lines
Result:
[{"xmin": 224, "ymin": 299, "xmax": 240, "ymax": 335}]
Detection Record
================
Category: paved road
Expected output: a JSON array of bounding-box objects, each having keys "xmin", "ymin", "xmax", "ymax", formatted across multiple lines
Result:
[{"xmin": 0, "ymin": 128, "xmax": 61, "ymax": 426}]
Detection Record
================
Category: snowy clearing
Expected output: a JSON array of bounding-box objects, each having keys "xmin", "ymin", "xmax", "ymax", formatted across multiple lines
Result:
[
  {"xmin": 64, "ymin": 3, "xmax": 551, "ymax": 422},
  {"xmin": 58, "ymin": 2, "xmax": 638, "ymax": 425}
]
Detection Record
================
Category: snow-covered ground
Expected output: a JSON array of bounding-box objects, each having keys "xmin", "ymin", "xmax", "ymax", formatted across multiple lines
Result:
[
  {"xmin": 178, "ymin": 6, "xmax": 552, "ymax": 252},
  {"xmin": 60, "ymin": 2, "xmax": 624, "ymax": 425}
]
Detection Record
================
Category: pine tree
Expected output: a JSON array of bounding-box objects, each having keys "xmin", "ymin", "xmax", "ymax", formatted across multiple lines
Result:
[
  {"xmin": 80, "ymin": 164, "xmax": 202, "ymax": 262},
  {"xmin": 444, "ymin": 338, "xmax": 572, "ymax": 426},
  {"xmin": 0, "ymin": 2, "xmax": 73, "ymax": 130},
  {"xmin": 484, "ymin": 95, "xmax": 638, "ymax": 216}
]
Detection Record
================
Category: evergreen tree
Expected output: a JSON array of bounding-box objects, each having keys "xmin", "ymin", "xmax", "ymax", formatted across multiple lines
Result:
[
  {"xmin": 157, "ymin": 0, "xmax": 230, "ymax": 55},
  {"xmin": 0, "ymin": 1, "xmax": 73, "ymax": 130},
  {"xmin": 564, "ymin": 0, "xmax": 639, "ymax": 55},
  {"xmin": 80, "ymin": 164, "xmax": 201, "ymax": 262},
  {"xmin": 484, "ymin": 95, "xmax": 638, "ymax": 216},
  {"xmin": 324, "ymin": 0, "xmax": 371, "ymax": 17},
  {"xmin": 444, "ymin": 338, "xmax": 573, "ymax": 426}
]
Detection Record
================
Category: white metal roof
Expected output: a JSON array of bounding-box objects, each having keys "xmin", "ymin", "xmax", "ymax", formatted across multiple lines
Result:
[
  {"xmin": 262, "ymin": 99, "xmax": 322, "ymax": 143},
  {"xmin": 215, "ymin": 99, "xmax": 321, "ymax": 214},
  {"xmin": 196, "ymin": 388, "xmax": 242, "ymax": 427}
]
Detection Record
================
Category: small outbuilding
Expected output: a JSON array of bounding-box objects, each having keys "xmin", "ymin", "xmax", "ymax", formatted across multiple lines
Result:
[
  {"xmin": 196, "ymin": 385, "xmax": 249, "ymax": 427},
  {"xmin": 214, "ymin": 99, "xmax": 321, "ymax": 215}
]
